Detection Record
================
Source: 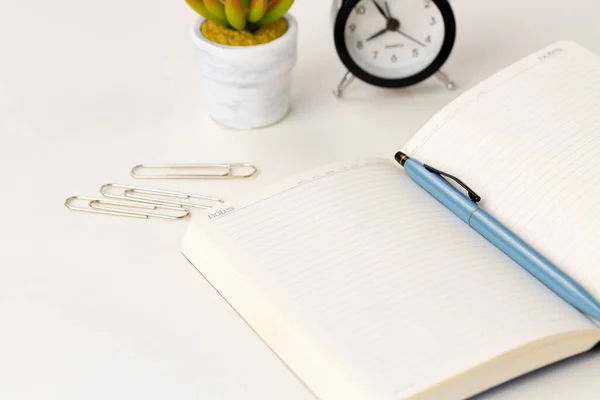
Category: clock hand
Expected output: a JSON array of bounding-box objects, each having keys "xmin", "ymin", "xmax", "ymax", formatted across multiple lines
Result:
[
  {"xmin": 372, "ymin": 0, "xmax": 389, "ymax": 20},
  {"xmin": 394, "ymin": 30, "xmax": 426, "ymax": 47},
  {"xmin": 366, "ymin": 27, "xmax": 389, "ymax": 42},
  {"xmin": 384, "ymin": 2, "xmax": 392, "ymax": 18}
]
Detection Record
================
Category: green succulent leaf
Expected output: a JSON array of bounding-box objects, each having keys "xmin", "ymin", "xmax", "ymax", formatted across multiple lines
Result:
[
  {"xmin": 204, "ymin": 0, "xmax": 226, "ymax": 20},
  {"xmin": 247, "ymin": 0, "xmax": 268, "ymax": 23},
  {"xmin": 257, "ymin": 0, "xmax": 293, "ymax": 25},
  {"xmin": 185, "ymin": 0, "xmax": 212, "ymax": 18},
  {"xmin": 185, "ymin": 0, "xmax": 228, "ymax": 24},
  {"xmin": 225, "ymin": 0, "xmax": 247, "ymax": 30}
]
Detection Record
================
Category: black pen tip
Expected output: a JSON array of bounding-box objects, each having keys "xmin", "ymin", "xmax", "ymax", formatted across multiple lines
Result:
[{"xmin": 395, "ymin": 152, "xmax": 409, "ymax": 166}]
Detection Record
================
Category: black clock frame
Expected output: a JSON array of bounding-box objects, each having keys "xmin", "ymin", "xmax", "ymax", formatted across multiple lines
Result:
[{"xmin": 334, "ymin": 0, "xmax": 456, "ymax": 88}]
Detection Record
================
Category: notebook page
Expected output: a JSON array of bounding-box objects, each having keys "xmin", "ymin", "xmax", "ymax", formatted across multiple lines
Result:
[
  {"xmin": 404, "ymin": 41, "xmax": 600, "ymax": 301},
  {"xmin": 183, "ymin": 159, "xmax": 596, "ymax": 399},
  {"xmin": 474, "ymin": 349, "xmax": 600, "ymax": 399}
]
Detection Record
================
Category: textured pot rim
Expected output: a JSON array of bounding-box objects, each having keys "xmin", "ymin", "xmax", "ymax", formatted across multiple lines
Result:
[{"xmin": 191, "ymin": 14, "xmax": 297, "ymax": 53}]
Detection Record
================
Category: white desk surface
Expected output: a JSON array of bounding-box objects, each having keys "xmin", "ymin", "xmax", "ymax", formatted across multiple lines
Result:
[{"xmin": 2, "ymin": 0, "xmax": 600, "ymax": 398}]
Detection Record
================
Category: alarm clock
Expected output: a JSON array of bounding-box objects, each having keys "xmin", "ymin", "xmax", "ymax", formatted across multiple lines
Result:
[{"xmin": 331, "ymin": 0, "xmax": 456, "ymax": 96}]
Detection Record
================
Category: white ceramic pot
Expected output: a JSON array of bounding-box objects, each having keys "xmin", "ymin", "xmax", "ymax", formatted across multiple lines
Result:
[{"xmin": 191, "ymin": 15, "xmax": 298, "ymax": 130}]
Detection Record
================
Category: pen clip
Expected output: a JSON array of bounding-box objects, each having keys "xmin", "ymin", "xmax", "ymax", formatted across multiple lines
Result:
[{"xmin": 423, "ymin": 164, "xmax": 482, "ymax": 203}]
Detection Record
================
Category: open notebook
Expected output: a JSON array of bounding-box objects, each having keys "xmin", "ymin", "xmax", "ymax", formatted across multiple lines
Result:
[
  {"xmin": 182, "ymin": 41, "xmax": 600, "ymax": 400},
  {"xmin": 473, "ymin": 347, "xmax": 600, "ymax": 399}
]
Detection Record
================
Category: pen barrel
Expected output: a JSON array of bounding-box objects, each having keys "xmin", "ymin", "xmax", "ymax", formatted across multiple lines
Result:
[
  {"xmin": 401, "ymin": 157, "xmax": 600, "ymax": 320},
  {"xmin": 404, "ymin": 159, "xmax": 478, "ymax": 222},
  {"xmin": 469, "ymin": 209, "xmax": 598, "ymax": 314}
]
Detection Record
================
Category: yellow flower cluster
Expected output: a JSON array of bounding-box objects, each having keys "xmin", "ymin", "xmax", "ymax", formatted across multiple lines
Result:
[{"xmin": 201, "ymin": 19, "xmax": 288, "ymax": 46}]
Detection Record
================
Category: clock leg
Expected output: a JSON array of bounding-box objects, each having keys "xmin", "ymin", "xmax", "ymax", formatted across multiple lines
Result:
[
  {"xmin": 333, "ymin": 71, "xmax": 355, "ymax": 98},
  {"xmin": 435, "ymin": 70, "xmax": 456, "ymax": 90}
]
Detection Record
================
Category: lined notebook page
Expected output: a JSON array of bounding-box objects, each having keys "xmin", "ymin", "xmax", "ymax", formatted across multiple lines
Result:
[
  {"xmin": 404, "ymin": 41, "xmax": 600, "ymax": 301},
  {"xmin": 184, "ymin": 159, "xmax": 595, "ymax": 399}
]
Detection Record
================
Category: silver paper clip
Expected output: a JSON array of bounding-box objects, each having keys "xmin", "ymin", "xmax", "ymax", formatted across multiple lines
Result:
[
  {"xmin": 65, "ymin": 196, "xmax": 190, "ymax": 220},
  {"xmin": 130, "ymin": 163, "xmax": 258, "ymax": 179},
  {"xmin": 100, "ymin": 184, "xmax": 224, "ymax": 209}
]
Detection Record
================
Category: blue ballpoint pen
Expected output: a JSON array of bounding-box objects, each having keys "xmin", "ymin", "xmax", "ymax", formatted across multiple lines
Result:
[{"xmin": 395, "ymin": 151, "xmax": 600, "ymax": 321}]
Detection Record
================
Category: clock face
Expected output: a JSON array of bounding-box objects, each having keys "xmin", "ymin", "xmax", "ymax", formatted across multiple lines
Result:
[{"xmin": 334, "ymin": 0, "xmax": 455, "ymax": 87}]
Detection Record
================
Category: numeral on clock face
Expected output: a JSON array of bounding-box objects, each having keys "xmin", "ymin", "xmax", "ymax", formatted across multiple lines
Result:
[{"xmin": 342, "ymin": 0, "xmax": 449, "ymax": 80}]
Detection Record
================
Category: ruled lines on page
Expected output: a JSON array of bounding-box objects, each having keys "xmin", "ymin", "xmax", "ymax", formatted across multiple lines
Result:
[
  {"xmin": 403, "ymin": 41, "xmax": 600, "ymax": 300},
  {"xmin": 207, "ymin": 161, "xmax": 386, "ymax": 222},
  {"xmin": 406, "ymin": 43, "xmax": 571, "ymax": 156},
  {"xmin": 200, "ymin": 159, "xmax": 594, "ymax": 399}
]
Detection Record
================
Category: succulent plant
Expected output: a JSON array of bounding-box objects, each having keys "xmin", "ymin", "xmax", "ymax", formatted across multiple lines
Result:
[{"xmin": 186, "ymin": 0, "xmax": 294, "ymax": 31}]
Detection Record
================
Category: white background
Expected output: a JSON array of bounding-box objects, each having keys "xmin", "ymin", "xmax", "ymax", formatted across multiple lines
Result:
[{"xmin": 1, "ymin": 0, "xmax": 599, "ymax": 399}]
